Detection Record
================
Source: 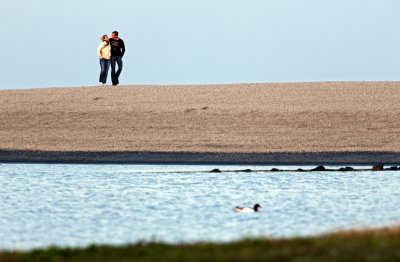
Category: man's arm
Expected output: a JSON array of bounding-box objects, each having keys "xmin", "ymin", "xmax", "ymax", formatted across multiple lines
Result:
[{"xmin": 120, "ymin": 40, "xmax": 125, "ymax": 58}]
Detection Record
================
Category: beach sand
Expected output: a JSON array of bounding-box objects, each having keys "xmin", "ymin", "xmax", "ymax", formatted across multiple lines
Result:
[{"xmin": 0, "ymin": 82, "xmax": 399, "ymax": 164}]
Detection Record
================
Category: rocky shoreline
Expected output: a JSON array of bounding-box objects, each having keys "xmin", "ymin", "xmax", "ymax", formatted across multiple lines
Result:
[
  {"xmin": 0, "ymin": 150, "xmax": 399, "ymax": 165},
  {"xmin": 209, "ymin": 164, "xmax": 400, "ymax": 173}
]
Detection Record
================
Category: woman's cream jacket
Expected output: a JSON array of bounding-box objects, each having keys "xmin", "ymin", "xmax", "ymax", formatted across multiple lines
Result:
[{"xmin": 97, "ymin": 41, "xmax": 111, "ymax": 60}]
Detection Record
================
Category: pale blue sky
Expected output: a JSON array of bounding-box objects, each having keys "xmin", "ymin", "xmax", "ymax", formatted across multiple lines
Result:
[{"xmin": 1, "ymin": 0, "xmax": 399, "ymax": 89}]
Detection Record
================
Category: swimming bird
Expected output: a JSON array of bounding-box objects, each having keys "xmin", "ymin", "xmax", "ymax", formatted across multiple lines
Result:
[{"xmin": 233, "ymin": 203, "xmax": 261, "ymax": 213}]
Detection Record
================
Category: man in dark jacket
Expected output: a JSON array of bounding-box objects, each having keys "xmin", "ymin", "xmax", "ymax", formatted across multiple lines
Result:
[{"xmin": 109, "ymin": 31, "xmax": 125, "ymax": 86}]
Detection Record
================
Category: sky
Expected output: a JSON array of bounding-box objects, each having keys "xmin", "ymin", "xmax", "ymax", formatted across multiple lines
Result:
[{"xmin": 1, "ymin": 0, "xmax": 399, "ymax": 89}]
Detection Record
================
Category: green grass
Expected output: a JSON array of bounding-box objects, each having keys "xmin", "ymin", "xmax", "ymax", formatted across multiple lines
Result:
[{"xmin": 2, "ymin": 227, "xmax": 400, "ymax": 262}]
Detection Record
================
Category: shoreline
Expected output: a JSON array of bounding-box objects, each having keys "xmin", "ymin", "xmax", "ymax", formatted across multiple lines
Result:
[
  {"xmin": 0, "ymin": 150, "xmax": 399, "ymax": 165},
  {"xmin": 2, "ymin": 226, "xmax": 400, "ymax": 260},
  {"xmin": 1, "ymin": 82, "xmax": 399, "ymax": 158}
]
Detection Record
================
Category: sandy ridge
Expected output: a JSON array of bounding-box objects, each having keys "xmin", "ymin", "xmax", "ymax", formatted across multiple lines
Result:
[{"xmin": 0, "ymin": 82, "xmax": 399, "ymax": 162}]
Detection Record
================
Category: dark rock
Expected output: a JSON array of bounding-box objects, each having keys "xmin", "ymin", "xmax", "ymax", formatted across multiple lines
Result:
[
  {"xmin": 311, "ymin": 165, "xmax": 326, "ymax": 171},
  {"xmin": 297, "ymin": 168, "xmax": 304, "ymax": 172},
  {"xmin": 339, "ymin": 167, "xmax": 354, "ymax": 172},
  {"xmin": 372, "ymin": 164, "xmax": 384, "ymax": 171},
  {"xmin": 241, "ymin": 169, "xmax": 252, "ymax": 173},
  {"xmin": 389, "ymin": 166, "xmax": 399, "ymax": 171},
  {"xmin": 210, "ymin": 169, "xmax": 222, "ymax": 173},
  {"xmin": 271, "ymin": 168, "xmax": 280, "ymax": 172}
]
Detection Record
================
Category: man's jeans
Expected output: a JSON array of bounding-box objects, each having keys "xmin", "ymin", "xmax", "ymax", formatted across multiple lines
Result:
[
  {"xmin": 111, "ymin": 56, "xmax": 123, "ymax": 85},
  {"xmin": 99, "ymin": 59, "xmax": 110, "ymax": 84}
]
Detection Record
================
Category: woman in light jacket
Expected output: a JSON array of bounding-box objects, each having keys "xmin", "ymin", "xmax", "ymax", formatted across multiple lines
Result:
[{"xmin": 97, "ymin": 34, "xmax": 111, "ymax": 86}]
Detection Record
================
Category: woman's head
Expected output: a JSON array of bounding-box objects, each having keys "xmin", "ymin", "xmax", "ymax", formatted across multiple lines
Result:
[{"xmin": 100, "ymin": 34, "xmax": 109, "ymax": 41}]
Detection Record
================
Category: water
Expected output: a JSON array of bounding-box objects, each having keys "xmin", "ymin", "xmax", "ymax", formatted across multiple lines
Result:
[{"xmin": 1, "ymin": 164, "xmax": 399, "ymax": 250}]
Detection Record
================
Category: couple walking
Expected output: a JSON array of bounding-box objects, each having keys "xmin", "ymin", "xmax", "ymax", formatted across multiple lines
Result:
[{"xmin": 97, "ymin": 31, "xmax": 125, "ymax": 86}]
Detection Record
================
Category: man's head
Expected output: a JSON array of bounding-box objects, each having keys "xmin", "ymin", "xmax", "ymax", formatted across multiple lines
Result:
[{"xmin": 112, "ymin": 31, "xmax": 119, "ymax": 40}]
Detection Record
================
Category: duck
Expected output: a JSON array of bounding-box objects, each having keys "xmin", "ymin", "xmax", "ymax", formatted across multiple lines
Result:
[{"xmin": 233, "ymin": 203, "xmax": 261, "ymax": 213}]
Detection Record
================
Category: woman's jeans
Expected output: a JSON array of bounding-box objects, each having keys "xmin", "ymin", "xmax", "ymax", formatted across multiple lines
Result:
[{"xmin": 99, "ymin": 58, "xmax": 110, "ymax": 84}]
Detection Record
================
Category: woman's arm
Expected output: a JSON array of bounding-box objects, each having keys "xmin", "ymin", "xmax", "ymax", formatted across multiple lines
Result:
[{"xmin": 97, "ymin": 43, "xmax": 105, "ymax": 58}]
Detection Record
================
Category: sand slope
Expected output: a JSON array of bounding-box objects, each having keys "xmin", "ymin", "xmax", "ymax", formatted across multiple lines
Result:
[{"xmin": 0, "ymin": 82, "xmax": 399, "ymax": 153}]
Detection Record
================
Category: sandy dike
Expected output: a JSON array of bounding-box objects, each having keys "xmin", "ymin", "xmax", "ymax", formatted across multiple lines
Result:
[{"xmin": 0, "ymin": 82, "xmax": 399, "ymax": 164}]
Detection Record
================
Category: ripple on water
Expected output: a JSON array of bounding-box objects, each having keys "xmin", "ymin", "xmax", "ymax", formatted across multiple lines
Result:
[{"xmin": 0, "ymin": 164, "xmax": 400, "ymax": 250}]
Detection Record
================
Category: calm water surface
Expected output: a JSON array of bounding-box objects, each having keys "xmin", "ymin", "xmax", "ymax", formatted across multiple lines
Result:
[{"xmin": 1, "ymin": 164, "xmax": 399, "ymax": 250}]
